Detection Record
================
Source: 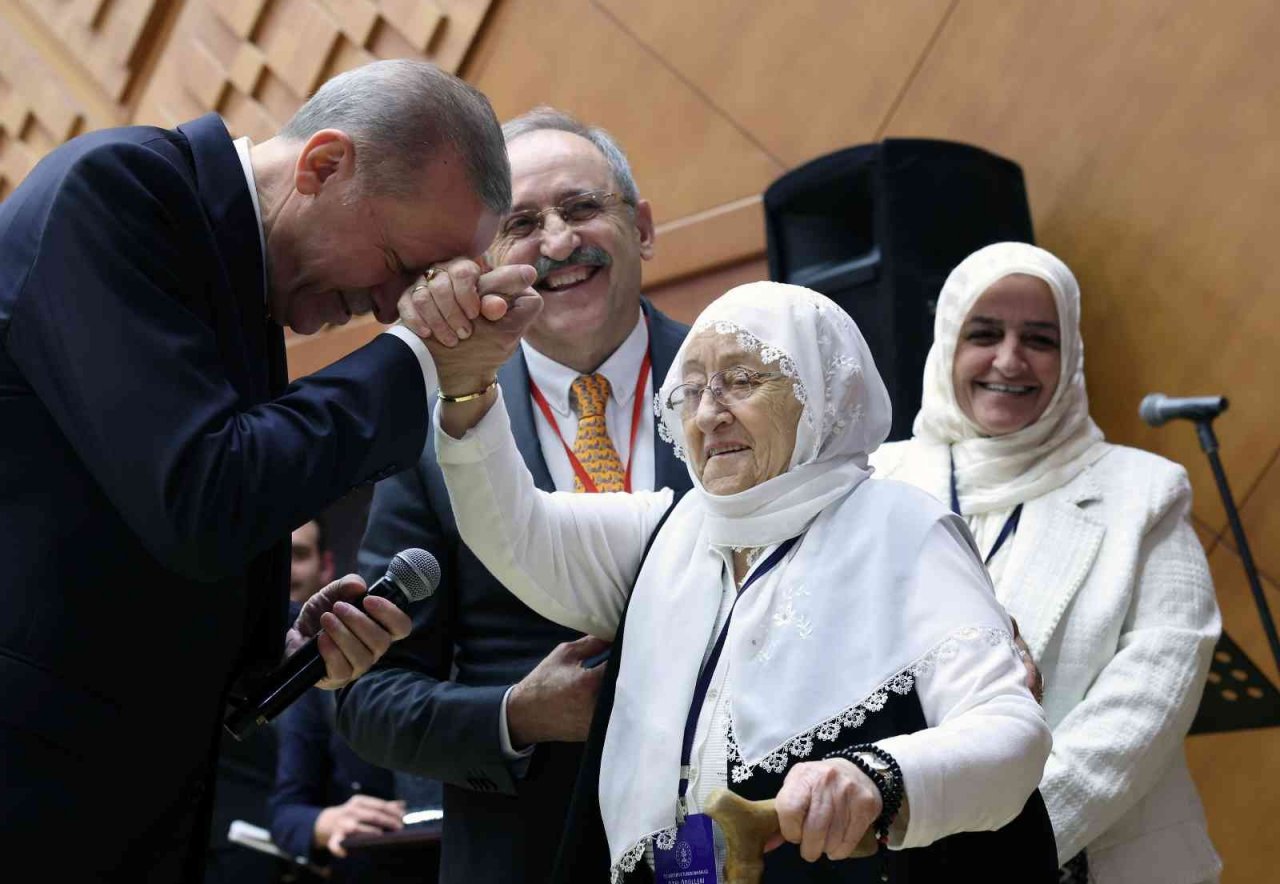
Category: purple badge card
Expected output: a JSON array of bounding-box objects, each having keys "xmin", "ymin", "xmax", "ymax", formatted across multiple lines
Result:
[{"xmin": 654, "ymin": 812, "xmax": 718, "ymax": 884}]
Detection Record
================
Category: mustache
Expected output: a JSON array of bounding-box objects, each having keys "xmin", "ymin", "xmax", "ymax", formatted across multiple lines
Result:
[{"xmin": 533, "ymin": 246, "xmax": 612, "ymax": 284}]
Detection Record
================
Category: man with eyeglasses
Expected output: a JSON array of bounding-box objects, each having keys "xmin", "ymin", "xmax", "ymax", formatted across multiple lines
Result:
[{"xmin": 338, "ymin": 108, "xmax": 692, "ymax": 883}]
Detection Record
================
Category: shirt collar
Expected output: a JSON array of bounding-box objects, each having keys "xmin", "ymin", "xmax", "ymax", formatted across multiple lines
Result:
[
  {"xmin": 521, "ymin": 309, "xmax": 649, "ymax": 416},
  {"xmin": 232, "ymin": 136, "xmax": 268, "ymax": 299}
]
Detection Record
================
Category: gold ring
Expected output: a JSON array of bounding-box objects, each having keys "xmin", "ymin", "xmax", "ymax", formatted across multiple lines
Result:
[{"xmin": 424, "ymin": 266, "xmax": 445, "ymax": 283}]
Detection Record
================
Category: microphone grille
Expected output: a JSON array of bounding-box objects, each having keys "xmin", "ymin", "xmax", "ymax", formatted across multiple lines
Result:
[
  {"xmin": 387, "ymin": 548, "xmax": 441, "ymax": 602},
  {"xmin": 1138, "ymin": 393, "xmax": 1167, "ymax": 428}
]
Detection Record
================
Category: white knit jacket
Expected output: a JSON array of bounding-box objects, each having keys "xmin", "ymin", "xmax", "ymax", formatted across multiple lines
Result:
[{"xmin": 874, "ymin": 442, "xmax": 1221, "ymax": 884}]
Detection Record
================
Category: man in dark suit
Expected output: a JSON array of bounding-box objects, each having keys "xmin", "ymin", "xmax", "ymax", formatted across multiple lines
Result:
[
  {"xmin": 337, "ymin": 109, "xmax": 692, "ymax": 883},
  {"xmin": 0, "ymin": 59, "xmax": 538, "ymax": 881}
]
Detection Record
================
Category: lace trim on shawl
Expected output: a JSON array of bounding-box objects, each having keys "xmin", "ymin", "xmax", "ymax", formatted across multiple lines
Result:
[
  {"xmin": 726, "ymin": 626, "xmax": 1014, "ymax": 782},
  {"xmin": 607, "ymin": 626, "xmax": 1016, "ymax": 880},
  {"xmin": 609, "ymin": 826, "xmax": 679, "ymax": 883}
]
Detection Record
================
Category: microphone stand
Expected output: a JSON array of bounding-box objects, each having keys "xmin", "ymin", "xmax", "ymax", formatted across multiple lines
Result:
[{"xmin": 1195, "ymin": 418, "xmax": 1280, "ymax": 675}]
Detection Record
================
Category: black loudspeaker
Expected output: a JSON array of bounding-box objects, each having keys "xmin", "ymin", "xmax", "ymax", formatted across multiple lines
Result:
[{"xmin": 764, "ymin": 139, "xmax": 1036, "ymax": 441}]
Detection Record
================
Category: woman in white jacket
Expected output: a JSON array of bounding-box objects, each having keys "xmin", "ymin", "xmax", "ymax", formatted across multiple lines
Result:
[{"xmin": 871, "ymin": 242, "xmax": 1221, "ymax": 884}]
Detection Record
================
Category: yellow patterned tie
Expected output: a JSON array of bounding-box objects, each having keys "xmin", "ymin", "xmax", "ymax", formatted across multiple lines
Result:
[{"xmin": 570, "ymin": 374, "xmax": 626, "ymax": 492}]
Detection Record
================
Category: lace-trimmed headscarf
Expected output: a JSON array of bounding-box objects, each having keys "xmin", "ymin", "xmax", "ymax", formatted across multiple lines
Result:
[
  {"xmin": 909, "ymin": 242, "xmax": 1107, "ymax": 514},
  {"xmin": 600, "ymin": 282, "xmax": 1016, "ymax": 876},
  {"xmin": 653, "ymin": 281, "xmax": 893, "ymax": 548}
]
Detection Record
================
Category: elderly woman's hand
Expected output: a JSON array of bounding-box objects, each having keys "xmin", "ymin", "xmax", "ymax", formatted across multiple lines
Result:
[
  {"xmin": 397, "ymin": 258, "xmax": 538, "ymax": 347},
  {"xmin": 771, "ymin": 758, "xmax": 882, "ymax": 862}
]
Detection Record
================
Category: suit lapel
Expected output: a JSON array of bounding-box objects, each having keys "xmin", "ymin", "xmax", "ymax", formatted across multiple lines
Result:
[
  {"xmin": 998, "ymin": 470, "xmax": 1105, "ymax": 659},
  {"xmin": 175, "ymin": 114, "xmax": 284, "ymax": 671},
  {"xmin": 177, "ymin": 113, "xmax": 272, "ymax": 401},
  {"xmin": 499, "ymin": 353, "xmax": 557, "ymax": 493},
  {"xmin": 643, "ymin": 301, "xmax": 692, "ymax": 493}
]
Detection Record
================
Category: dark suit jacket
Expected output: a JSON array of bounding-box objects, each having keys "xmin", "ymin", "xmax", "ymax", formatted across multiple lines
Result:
[
  {"xmin": 0, "ymin": 114, "xmax": 428, "ymax": 880},
  {"xmin": 337, "ymin": 304, "xmax": 690, "ymax": 883}
]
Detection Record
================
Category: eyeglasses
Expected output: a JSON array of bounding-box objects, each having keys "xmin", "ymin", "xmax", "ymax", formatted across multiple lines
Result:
[
  {"xmin": 498, "ymin": 191, "xmax": 628, "ymax": 240},
  {"xmin": 665, "ymin": 366, "xmax": 786, "ymax": 418}
]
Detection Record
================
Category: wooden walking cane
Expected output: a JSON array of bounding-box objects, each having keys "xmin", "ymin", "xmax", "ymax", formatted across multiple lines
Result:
[
  {"xmin": 705, "ymin": 789, "xmax": 878, "ymax": 884},
  {"xmin": 704, "ymin": 790, "xmax": 778, "ymax": 884}
]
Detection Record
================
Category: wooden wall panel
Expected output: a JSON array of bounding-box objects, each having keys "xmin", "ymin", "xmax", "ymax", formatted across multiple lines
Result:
[
  {"xmin": 132, "ymin": 0, "xmax": 493, "ymax": 137},
  {"xmin": 646, "ymin": 255, "xmax": 771, "ymax": 328},
  {"xmin": 13, "ymin": 0, "xmax": 168, "ymax": 102},
  {"xmin": 596, "ymin": 0, "xmax": 951, "ymax": 169},
  {"xmin": 878, "ymin": 0, "xmax": 1280, "ymax": 536},
  {"xmin": 463, "ymin": 0, "xmax": 783, "ymax": 284},
  {"xmin": 0, "ymin": 0, "xmax": 154, "ymax": 197},
  {"xmin": 0, "ymin": 24, "xmax": 87, "ymax": 196}
]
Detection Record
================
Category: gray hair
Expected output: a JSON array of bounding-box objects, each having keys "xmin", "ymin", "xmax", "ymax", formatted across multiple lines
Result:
[
  {"xmin": 280, "ymin": 59, "xmax": 510, "ymax": 212},
  {"xmin": 501, "ymin": 107, "xmax": 639, "ymax": 205}
]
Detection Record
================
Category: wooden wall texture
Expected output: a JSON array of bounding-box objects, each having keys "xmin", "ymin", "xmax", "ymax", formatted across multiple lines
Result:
[{"xmin": 2, "ymin": 1, "xmax": 1277, "ymax": 879}]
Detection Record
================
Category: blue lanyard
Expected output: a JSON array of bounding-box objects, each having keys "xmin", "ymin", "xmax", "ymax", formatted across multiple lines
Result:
[
  {"xmin": 676, "ymin": 535, "xmax": 800, "ymax": 822},
  {"xmin": 949, "ymin": 448, "xmax": 1022, "ymax": 566}
]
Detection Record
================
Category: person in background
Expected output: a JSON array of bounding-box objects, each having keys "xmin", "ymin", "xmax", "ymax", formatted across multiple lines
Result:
[
  {"xmin": 871, "ymin": 242, "xmax": 1221, "ymax": 884},
  {"xmin": 269, "ymin": 687, "xmax": 408, "ymax": 880},
  {"xmin": 337, "ymin": 108, "xmax": 692, "ymax": 883},
  {"xmin": 291, "ymin": 519, "xmax": 336, "ymax": 606},
  {"xmin": 0, "ymin": 56, "xmax": 535, "ymax": 879}
]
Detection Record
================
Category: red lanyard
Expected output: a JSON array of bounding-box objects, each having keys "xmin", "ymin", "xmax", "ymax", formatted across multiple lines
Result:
[{"xmin": 528, "ymin": 350, "xmax": 652, "ymax": 494}]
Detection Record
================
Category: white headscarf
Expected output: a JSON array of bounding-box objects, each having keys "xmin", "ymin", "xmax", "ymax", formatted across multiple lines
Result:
[
  {"xmin": 908, "ymin": 242, "xmax": 1107, "ymax": 514},
  {"xmin": 600, "ymin": 282, "xmax": 1015, "ymax": 870},
  {"xmin": 655, "ymin": 281, "xmax": 894, "ymax": 548}
]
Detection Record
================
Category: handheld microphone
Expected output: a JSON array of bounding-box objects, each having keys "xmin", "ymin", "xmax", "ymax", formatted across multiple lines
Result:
[
  {"xmin": 1139, "ymin": 393, "xmax": 1229, "ymax": 427},
  {"xmin": 225, "ymin": 548, "xmax": 440, "ymax": 739}
]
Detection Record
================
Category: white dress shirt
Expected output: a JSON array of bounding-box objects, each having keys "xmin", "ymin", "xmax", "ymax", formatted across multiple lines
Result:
[
  {"xmin": 521, "ymin": 310, "xmax": 655, "ymax": 494},
  {"xmin": 499, "ymin": 311, "xmax": 654, "ymax": 760}
]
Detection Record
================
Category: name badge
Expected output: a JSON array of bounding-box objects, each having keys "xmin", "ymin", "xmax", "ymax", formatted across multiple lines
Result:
[{"xmin": 654, "ymin": 812, "xmax": 718, "ymax": 884}]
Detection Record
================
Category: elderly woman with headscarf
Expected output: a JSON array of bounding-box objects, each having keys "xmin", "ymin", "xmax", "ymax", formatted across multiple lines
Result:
[
  {"xmin": 871, "ymin": 242, "xmax": 1222, "ymax": 884},
  {"xmin": 428, "ymin": 281, "xmax": 1056, "ymax": 883}
]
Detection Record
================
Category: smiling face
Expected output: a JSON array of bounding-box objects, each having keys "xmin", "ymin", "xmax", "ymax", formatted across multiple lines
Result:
[
  {"xmin": 952, "ymin": 273, "xmax": 1062, "ymax": 436},
  {"xmin": 679, "ymin": 330, "xmax": 803, "ymax": 495},
  {"xmin": 267, "ymin": 131, "xmax": 499, "ymax": 334},
  {"xmin": 488, "ymin": 129, "xmax": 654, "ymax": 370}
]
